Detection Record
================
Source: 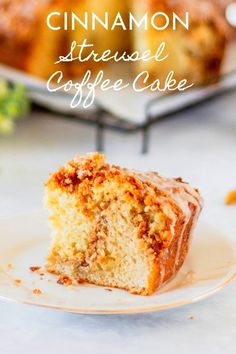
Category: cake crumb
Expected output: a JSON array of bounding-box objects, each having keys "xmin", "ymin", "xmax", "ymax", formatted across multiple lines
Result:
[
  {"xmin": 225, "ymin": 190, "xmax": 236, "ymax": 205},
  {"xmin": 32, "ymin": 288, "xmax": 42, "ymax": 295},
  {"xmin": 29, "ymin": 266, "xmax": 41, "ymax": 272},
  {"xmin": 57, "ymin": 275, "xmax": 72, "ymax": 286},
  {"xmin": 105, "ymin": 288, "xmax": 112, "ymax": 292},
  {"xmin": 188, "ymin": 315, "xmax": 195, "ymax": 320},
  {"xmin": 7, "ymin": 263, "xmax": 13, "ymax": 269},
  {"xmin": 14, "ymin": 279, "xmax": 22, "ymax": 286}
]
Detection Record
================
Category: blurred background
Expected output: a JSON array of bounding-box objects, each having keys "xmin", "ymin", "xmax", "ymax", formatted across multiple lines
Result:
[{"xmin": 0, "ymin": 0, "xmax": 236, "ymax": 216}]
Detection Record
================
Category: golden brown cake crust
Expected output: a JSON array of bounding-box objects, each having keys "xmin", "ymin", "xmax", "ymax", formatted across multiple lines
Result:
[
  {"xmin": 46, "ymin": 153, "xmax": 203, "ymax": 295},
  {"xmin": 147, "ymin": 0, "xmax": 230, "ymax": 34},
  {"xmin": 0, "ymin": 0, "xmax": 46, "ymax": 68},
  {"xmin": 0, "ymin": 0, "xmax": 66, "ymax": 73},
  {"xmin": 134, "ymin": 0, "xmax": 229, "ymax": 86}
]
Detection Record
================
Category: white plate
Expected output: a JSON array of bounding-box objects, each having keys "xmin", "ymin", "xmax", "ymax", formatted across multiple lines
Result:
[{"xmin": 0, "ymin": 211, "xmax": 235, "ymax": 314}]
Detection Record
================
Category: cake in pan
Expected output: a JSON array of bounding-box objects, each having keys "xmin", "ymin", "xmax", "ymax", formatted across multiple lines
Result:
[{"xmin": 45, "ymin": 153, "xmax": 202, "ymax": 295}]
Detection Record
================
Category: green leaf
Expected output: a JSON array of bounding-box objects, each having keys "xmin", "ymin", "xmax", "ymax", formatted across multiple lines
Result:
[
  {"xmin": 0, "ymin": 79, "xmax": 9, "ymax": 99},
  {"xmin": 0, "ymin": 116, "xmax": 14, "ymax": 134},
  {"xmin": 0, "ymin": 79, "xmax": 31, "ymax": 134}
]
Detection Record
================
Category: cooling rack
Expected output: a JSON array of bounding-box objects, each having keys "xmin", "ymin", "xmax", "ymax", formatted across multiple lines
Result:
[{"xmin": 1, "ymin": 62, "xmax": 236, "ymax": 153}]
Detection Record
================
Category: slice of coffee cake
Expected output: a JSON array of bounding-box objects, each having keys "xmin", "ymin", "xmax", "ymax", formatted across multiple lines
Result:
[{"xmin": 45, "ymin": 153, "xmax": 202, "ymax": 295}]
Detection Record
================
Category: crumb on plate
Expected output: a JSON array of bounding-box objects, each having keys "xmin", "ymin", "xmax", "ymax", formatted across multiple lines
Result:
[
  {"xmin": 32, "ymin": 288, "xmax": 42, "ymax": 295},
  {"xmin": 14, "ymin": 279, "xmax": 22, "ymax": 286},
  {"xmin": 57, "ymin": 275, "xmax": 72, "ymax": 286},
  {"xmin": 29, "ymin": 266, "xmax": 41, "ymax": 272},
  {"xmin": 225, "ymin": 190, "xmax": 236, "ymax": 205}
]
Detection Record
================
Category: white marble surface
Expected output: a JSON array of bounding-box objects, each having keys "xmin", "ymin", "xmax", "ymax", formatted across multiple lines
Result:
[{"xmin": 0, "ymin": 91, "xmax": 236, "ymax": 353}]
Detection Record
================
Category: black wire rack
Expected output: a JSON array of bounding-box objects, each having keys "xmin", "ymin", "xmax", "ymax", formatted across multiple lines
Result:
[
  {"xmin": 1, "ymin": 62, "xmax": 236, "ymax": 153},
  {"xmin": 32, "ymin": 69, "xmax": 236, "ymax": 154}
]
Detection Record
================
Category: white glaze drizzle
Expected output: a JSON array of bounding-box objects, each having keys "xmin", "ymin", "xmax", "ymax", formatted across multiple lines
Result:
[{"xmin": 134, "ymin": 171, "xmax": 203, "ymax": 284}]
